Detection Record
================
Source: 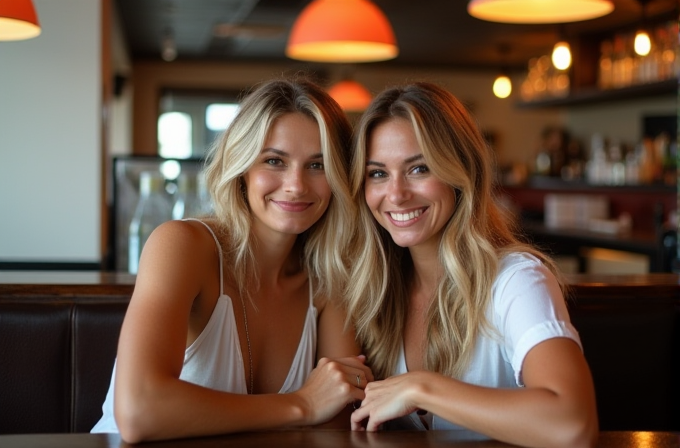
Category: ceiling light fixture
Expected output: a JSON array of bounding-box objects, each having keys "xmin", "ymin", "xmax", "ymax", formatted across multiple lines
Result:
[
  {"xmin": 161, "ymin": 29, "xmax": 177, "ymax": 62},
  {"xmin": 286, "ymin": 0, "xmax": 398, "ymax": 63},
  {"xmin": 493, "ymin": 74, "xmax": 512, "ymax": 99},
  {"xmin": 493, "ymin": 44, "xmax": 512, "ymax": 99},
  {"xmin": 633, "ymin": 0, "xmax": 651, "ymax": 56},
  {"xmin": 552, "ymin": 41, "xmax": 572, "ymax": 70},
  {"xmin": 328, "ymin": 79, "xmax": 372, "ymax": 112},
  {"xmin": 467, "ymin": 0, "xmax": 614, "ymax": 24},
  {"xmin": 0, "ymin": 0, "xmax": 41, "ymax": 41}
]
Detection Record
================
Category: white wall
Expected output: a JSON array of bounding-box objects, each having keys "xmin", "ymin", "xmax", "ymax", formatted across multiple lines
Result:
[
  {"xmin": 110, "ymin": 0, "xmax": 132, "ymax": 157},
  {"xmin": 0, "ymin": 0, "xmax": 101, "ymax": 263}
]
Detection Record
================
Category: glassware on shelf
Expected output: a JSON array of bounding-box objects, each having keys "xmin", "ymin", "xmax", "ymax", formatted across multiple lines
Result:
[{"xmin": 128, "ymin": 171, "xmax": 173, "ymax": 274}]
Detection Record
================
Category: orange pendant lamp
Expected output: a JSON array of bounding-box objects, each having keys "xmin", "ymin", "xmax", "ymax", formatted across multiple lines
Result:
[
  {"xmin": 0, "ymin": 0, "xmax": 41, "ymax": 41},
  {"xmin": 328, "ymin": 80, "xmax": 373, "ymax": 112},
  {"xmin": 286, "ymin": 0, "xmax": 398, "ymax": 63},
  {"xmin": 467, "ymin": 0, "xmax": 613, "ymax": 24}
]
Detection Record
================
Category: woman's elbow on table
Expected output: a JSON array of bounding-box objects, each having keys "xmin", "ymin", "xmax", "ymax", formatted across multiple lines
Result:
[
  {"xmin": 548, "ymin": 406, "xmax": 599, "ymax": 448},
  {"xmin": 114, "ymin": 387, "xmax": 160, "ymax": 443},
  {"xmin": 556, "ymin": 421, "xmax": 599, "ymax": 448}
]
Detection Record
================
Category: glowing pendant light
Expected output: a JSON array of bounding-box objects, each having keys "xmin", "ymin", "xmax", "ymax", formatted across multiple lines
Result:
[
  {"xmin": 634, "ymin": 30, "xmax": 651, "ymax": 56},
  {"xmin": 328, "ymin": 79, "xmax": 373, "ymax": 112},
  {"xmin": 633, "ymin": 0, "xmax": 651, "ymax": 57},
  {"xmin": 552, "ymin": 41, "xmax": 572, "ymax": 70},
  {"xmin": 286, "ymin": 0, "xmax": 398, "ymax": 63},
  {"xmin": 467, "ymin": 0, "xmax": 614, "ymax": 24},
  {"xmin": 493, "ymin": 74, "xmax": 512, "ymax": 98},
  {"xmin": 0, "ymin": 0, "xmax": 41, "ymax": 41}
]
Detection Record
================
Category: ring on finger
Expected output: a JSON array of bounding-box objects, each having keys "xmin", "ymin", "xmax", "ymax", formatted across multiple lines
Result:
[{"xmin": 356, "ymin": 374, "xmax": 361, "ymax": 387}]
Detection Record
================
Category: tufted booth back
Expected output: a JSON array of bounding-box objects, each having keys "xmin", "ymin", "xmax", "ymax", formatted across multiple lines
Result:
[
  {"xmin": 568, "ymin": 294, "xmax": 680, "ymax": 431},
  {"xmin": 0, "ymin": 297, "xmax": 129, "ymax": 434}
]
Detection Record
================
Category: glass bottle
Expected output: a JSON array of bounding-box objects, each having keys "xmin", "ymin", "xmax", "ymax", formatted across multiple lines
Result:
[
  {"xmin": 197, "ymin": 171, "xmax": 214, "ymax": 216},
  {"xmin": 172, "ymin": 172, "xmax": 202, "ymax": 219},
  {"xmin": 598, "ymin": 39, "xmax": 613, "ymax": 89},
  {"xmin": 128, "ymin": 171, "xmax": 172, "ymax": 274}
]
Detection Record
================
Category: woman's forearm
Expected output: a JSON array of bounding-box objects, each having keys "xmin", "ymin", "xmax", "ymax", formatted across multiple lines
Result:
[{"xmin": 114, "ymin": 377, "xmax": 307, "ymax": 443}]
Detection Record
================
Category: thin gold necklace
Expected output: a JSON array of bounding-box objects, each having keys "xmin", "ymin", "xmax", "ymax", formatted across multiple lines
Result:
[{"xmin": 239, "ymin": 295, "xmax": 253, "ymax": 394}]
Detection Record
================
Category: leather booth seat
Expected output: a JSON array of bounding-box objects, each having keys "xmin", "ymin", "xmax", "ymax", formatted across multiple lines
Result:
[
  {"xmin": 566, "ymin": 289, "xmax": 680, "ymax": 432},
  {"xmin": 0, "ymin": 279, "xmax": 678, "ymax": 434},
  {"xmin": 0, "ymin": 295, "xmax": 129, "ymax": 434}
]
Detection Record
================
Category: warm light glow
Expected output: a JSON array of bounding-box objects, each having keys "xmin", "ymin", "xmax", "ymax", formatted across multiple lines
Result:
[
  {"xmin": 0, "ymin": 0, "xmax": 41, "ymax": 41},
  {"xmin": 634, "ymin": 30, "xmax": 651, "ymax": 56},
  {"xmin": 492, "ymin": 75, "xmax": 512, "ymax": 98},
  {"xmin": 552, "ymin": 41, "xmax": 571, "ymax": 70},
  {"xmin": 286, "ymin": 0, "xmax": 398, "ymax": 63},
  {"xmin": 328, "ymin": 80, "xmax": 373, "ymax": 112},
  {"xmin": 468, "ymin": 0, "xmax": 613, "ymax": 24}
]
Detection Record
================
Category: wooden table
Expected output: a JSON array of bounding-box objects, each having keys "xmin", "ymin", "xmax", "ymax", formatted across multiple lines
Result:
[{"xmin": 0, "ymin": 431, "xmax": 678, "ymax": 448}]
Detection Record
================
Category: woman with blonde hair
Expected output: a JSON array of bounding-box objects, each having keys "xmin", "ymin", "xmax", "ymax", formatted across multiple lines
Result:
[
  {"xmin": 92, "ymin": 76, "xmax": 373, "ymax": 442},
  {"xmin": 347, "ymin": 82, "xmax": 597, "ymax": 448}
]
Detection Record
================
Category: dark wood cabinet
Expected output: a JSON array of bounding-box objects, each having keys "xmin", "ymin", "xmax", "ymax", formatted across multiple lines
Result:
[{"xmin": 499, "ymin": 178, "xmax": 677, "ymax": 272}]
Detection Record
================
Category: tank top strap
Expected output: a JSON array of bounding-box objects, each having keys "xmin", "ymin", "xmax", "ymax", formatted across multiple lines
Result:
[{"xmin": 183, "ymin": 218, "xmax": 224, "ymax": 296}]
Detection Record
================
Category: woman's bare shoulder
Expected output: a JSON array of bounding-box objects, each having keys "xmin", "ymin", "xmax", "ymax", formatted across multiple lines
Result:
[
  {"xmin": 134, "ymin": 220, "xmax": 221, "ymax": 289},
  {"xmin": 150, "ymin": 219, "xmax": 220, "ymax": 250}
]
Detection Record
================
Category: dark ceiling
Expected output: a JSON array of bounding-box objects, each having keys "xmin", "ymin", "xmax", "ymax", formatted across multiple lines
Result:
[{"xmin": 114, "ymin": 0, "xmax": 679, "ymax": 71}]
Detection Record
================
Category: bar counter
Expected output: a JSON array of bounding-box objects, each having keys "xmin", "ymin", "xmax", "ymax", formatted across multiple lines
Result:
[{"xmin": 0, "ymin": 430, "xmax": 678, "ymax": 448}]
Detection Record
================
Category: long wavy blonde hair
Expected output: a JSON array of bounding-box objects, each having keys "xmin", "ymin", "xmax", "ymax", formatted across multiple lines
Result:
[
  {"xmin": 203, "ymin": 76, "xmax": 354, "ymax": 303},
  {"xmin": 346, "ymin": 82, "xmax": 563, "ymax": 380}
]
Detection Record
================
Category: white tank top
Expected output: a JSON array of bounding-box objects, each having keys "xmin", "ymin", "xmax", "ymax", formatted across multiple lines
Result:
[{"xmin": 92, "ymin": 219, "xmax": 318, "ymax": 433}]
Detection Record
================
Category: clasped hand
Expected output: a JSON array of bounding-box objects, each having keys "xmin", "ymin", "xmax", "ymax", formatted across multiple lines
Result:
[
  {"xmin": 350, "ymin": 372, "xmax": 427, "ymax": 431},
  {"xmin": 294, "ymin": 355, "xmax": 374, "ymax": 425}
]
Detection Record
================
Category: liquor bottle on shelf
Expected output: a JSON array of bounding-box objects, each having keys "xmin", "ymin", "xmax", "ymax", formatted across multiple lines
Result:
[
  {"xmin": 128, "ymin": 171, "xmax": 173, "ymax": 274},
  {"xmin": 598, "ymin": 39, "xmax": 613, "ymax": 89}
]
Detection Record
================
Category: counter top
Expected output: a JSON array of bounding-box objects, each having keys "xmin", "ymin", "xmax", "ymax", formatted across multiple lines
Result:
[
  {"xmin": 0, "ymin": 430, "xmax": 678, "ymax": 448},
  {"xmin": 0, "ymin": 271, "xmax": 678, "ymax": 299},
  {"xmin": 0, "ymin": 271, "xmax": 135, "ymax": 295}
]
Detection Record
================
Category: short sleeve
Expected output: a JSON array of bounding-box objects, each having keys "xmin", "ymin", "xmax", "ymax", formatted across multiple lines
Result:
[{"xmin": 492, "ymin": 253, "xmax": 581, "ymax": 386}]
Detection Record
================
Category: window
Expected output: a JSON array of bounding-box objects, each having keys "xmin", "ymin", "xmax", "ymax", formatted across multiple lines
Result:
[
  {"xmin": 157, "ymin": 90, "xmax": 241, "ymax": 158},
  {"xmin": 158, "ymin": 112, "xmax": 192, "ymax": 159}
]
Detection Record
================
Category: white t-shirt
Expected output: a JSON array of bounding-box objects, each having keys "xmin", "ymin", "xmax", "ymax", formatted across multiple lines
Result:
[{"xmin": 385, "ymin": 252, "xmax": 581, "ymax": 439}]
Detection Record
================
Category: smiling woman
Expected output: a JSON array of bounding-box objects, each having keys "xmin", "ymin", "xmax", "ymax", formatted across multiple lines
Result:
[
  {"xmin": 91, "ymin": 76, "xmax": 374, "ymax": 443},
  {"xmin": 346, "ymin": 82, "xmax": 599, "ymax": 448}
]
